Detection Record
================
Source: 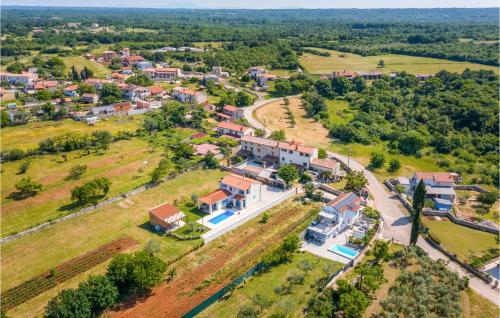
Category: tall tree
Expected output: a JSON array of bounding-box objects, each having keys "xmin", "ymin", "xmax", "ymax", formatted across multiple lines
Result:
[
  {"xmin": 410, "ymin": 179, "xmax": 426, "ymax": 245},
  {"xmin": 71, "ymin": 66, "xmax": 80, "ymax": 81}
]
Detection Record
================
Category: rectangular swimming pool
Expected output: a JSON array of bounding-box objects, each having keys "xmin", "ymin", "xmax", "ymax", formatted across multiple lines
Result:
[
  {"xmin": 208, "ymin": 211, "xmax": 235, "ymax": 225},
  {"xmin": 328, "ymin": 244, "xmax": 359, "ymax": 259}
]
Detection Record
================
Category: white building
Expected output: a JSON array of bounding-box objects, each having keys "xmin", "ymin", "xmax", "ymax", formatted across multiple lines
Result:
[
  {"xmin": 216, "ymin": 122, "xmax": 255, "ymax": 138},
  {"xmin": 248, "ymin": 66, "xmax": 266, "ymax": 79},
  {"xmin": 172, "ymin": 87, "xmax": 207, "ymax": 104},
  {"xmin": 0, "ymin": 71, "xmax": 38, "ymax": 85},
  {"xmin": 144, "ymin": 68, "xmax": 181, "ymax": 81}
]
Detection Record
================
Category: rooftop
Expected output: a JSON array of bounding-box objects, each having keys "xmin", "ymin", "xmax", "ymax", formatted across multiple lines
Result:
[
  {"xmin": 221, "ymin": 174, "xmax": 258, "ymax": 191},
  {"xmin": 217, "ymin": 121, "xmax": 251, "ymax": 133},
  {"xmin": 198, "ymin": 189, "xmax": 231, "ymax": 205},
  {"xmin": 326, "ymin": 192, "xmax": 362, "ymax": 214},
  {"xmin": 150, "ymin": 203, "xmax": 185, "ymax": 221}
]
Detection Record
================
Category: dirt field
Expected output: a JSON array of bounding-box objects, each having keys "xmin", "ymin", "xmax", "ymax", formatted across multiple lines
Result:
[
  {"xmin": 254, "ymin": 97, "xmax": 331, "ymax": 149},
  {"xmin": 105, "ymin": 200, "xmax": 319, "ymax": 318}
]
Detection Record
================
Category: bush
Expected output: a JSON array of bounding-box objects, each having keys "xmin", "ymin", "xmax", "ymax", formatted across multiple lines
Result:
[
  {"xmin": 44, "ymin": 288, "xmax": 92, "ymax": 318},
  {"xmin": 17, "ymin": 159, "xmax": 31, "ymax": 174},
  {"xmin": 66, "ymin": 164, "xmax": 87, "ymax": 180},
  {"xmin": 79, "ymin": 275, "xmax": 118, "ymax": 315},
  {"xmin": 12, "ymin": 177, "xmax": 42, "ymax": 199},
  {"xmin": 369, "ymin": 152, "xmax": 385, "ymax": 169},
  {"xmin": 388, "ymin": 158, "xmax": 401, "ymax": 172}
]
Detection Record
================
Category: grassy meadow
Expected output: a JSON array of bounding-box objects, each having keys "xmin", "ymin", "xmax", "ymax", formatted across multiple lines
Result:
[
  {"xmin": 59, "ymin": 56, "xmax": 112, "ymax": 78},
  {"xmin": 2, "ymin": 116, "xmax": 145, "ymax": 151},
  {"xmin": 300, "ymin": 48, "xmax": 499, "ymax": 75}
]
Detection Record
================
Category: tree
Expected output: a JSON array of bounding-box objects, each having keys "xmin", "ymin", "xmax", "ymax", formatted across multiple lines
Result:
[
  {"xmin": 344, "ymin": 171, "xmax": 368, "ymax": 195},
  {"xmin": 388, "ymin": 158, "xmax": 401, "ymax": 172},
  {"xmin": 277, "ymin": 164, "xmax": 299, "ymax": 187},
  {"xmin": 92, "ymin": 130, "xmax": 113, "ymax": 151},
  {"xmin": 66, "ymin": 164, "xmax": 87, "ymax": 180},
  {"xmin": 369, "ymin": 152, "xmax": 385, "ymax": 169},
  {"xmin": 354, "ymin": 263, "xmax": 385, "ymax": 295},
  {"xmin": 80, "ymin": 66, "xmax": 94, "ymax": 80},
  {"xmin": 6, "ymin": 61, "xmax": 25, "ymax": 73},
  {"xmin": 107, "ymin": 250, "xmax": 167, "ymax": 294},
  {"xmin": 144, "ymin": 240, "xmax": 161, "ymax": 255},
  {"xmin": 477, "ymin": 191, "xmax": 497, "ymax": 207},
  {"xmin": 298, "ymin": 259, "xmax": 314, "ymax": 275},
  {"xmin": 101, "ymin": 83, "xmax": 122, "ymax": 104},
  {"xmin": 318, "ymin": 148, "xmax": 327, "ymax": 159},
  {"xmin": 398, "ymin": 131, "xmax": 427, "ymax": 155},
  {"xmin": 237, "ymin": 304, "xmax": 259, "ymax": 318},
  {"xmin": 304, "ymin": 182, "xmax": 315, "ymax": 199},
  {"xmin": 71, "ymin": 65, "xmax": 80, "ymax": 81},
  {"xmin": 36, "ymin": 89, "xmax": 52, "ymax": 101},
  {"xmin": 352, "ymin": 76, "xmax": 366, "ymax": 92},
  {"xmin": 14, "ymin": 177, "xmax": 42, "ymax": 199},
  {"xmin": 336, "ymin": 279, "xmax": 370, "ymax": 318},
  {"xmin": 71, "ymin": 177, "xmax": 111, "ymax": 205},
  {"xmin": 252, "ymin": 293, "xmax": 272, "ymax": 313},
  {"xmin": 78, "ymin": 83, "xmax": 96, "ymax": 95},
  {"xmin": 410, "ymin": 179, "xmax": 426, "ymax": 245},
  {"xmin": 254, "ymin": 128, "xmax": 266, "ymax": 137},
  {"xmin": 331, "ymin": 77, "xmax": 352, "ymax": 96},
  {"xmin": 236, "ymin": 91, "xmax": 253, "ymax": 106},
  {"xmin": 378, "ymin": 60, "xmax": 385, "ymax": 68},
  {"xmin": 125, "ymin": 73, "xmax": 153, "ymax": 87},
  {"xmin": 44, "ymin": 288, "xmax": 91, "ymax": 318},
  {"xmin": 269, "ymin": 129, "xmax": 286, "ymax": 142},
  {"xmin": 202, "ymin": 152, "xmax": 219, "ymax": 169},
  {"xmin": 17, "ymin": 159, "xmax": 31, "ymax": 174},
  {"xmin": 79, "ymin": 275, "xmax": 118, "ymax": 315},
  {"xmin": 370, "ymin": 240, "xmax": 390, "ymax": 264},
  {"xmin": 150, "ymin": 158, "xmax": 173, "ymax": 184}
]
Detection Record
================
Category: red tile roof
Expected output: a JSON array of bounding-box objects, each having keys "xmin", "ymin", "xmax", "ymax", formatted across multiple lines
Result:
[
  {"xmin": 221, "ymin": 174, "xmax": 258, "ymax": 191},
  {"xmin": 64, "ymin": 84, "xmax": 79, "ymax": 91},
  {"xmin": 223, "ymin": 105, "xmax": 238, "ymax": 112},
  {"xmin": 148, "ymin": 86, "xmax": 164, "ymax": 95},
  {"xmin": 149, "ymin": 203, "xmax": 182, "ymax": 220},
  {"xmin": 217, "ymin": 121, "xmax": 251, "ymax": 133},
  {"xmin": 415, "ymin": 172, "xmax": 459, "ymax": 183},
  {"xmin": 199, "ymin": 189, "xmax": 231, "ymax": 205}
]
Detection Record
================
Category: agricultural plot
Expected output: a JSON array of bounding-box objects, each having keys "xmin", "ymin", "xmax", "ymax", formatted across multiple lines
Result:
[
  {"xmin": 1, "ymin": 237, "xmax": 137, "ymax": 311},
  {"xmin": 1, "ymin": 137, "xmax": 164, "ymax": 237},
  {"xmin": 1, "ymin": 116, "xmax": 145, "ymax": 151},
  {"xmin": 300, "ymin": 48, "xmax": 499, "ymax": 75},
  {"xmin": 60, "ymin": 56, "xmax": 112, "ymax": 78},
  {"xmin": 1, "ymin": 169, "xmax": 225, "ymax": 295},
  {"xmin": 198, "ymin": 252, "xmax": 343, "ymax": 318}
]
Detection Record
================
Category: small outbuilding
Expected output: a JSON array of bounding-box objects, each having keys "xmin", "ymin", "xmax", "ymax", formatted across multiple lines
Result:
[{"xmin": 149, "ymin": 203, "xmax": 185, "ymax": 232}]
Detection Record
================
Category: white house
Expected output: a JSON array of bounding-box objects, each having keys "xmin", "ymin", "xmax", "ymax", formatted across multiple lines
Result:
[
  {"xmin": 63, "ymin": 84, "xmax": 79, "ymax": 97},
  {"xmin": 216, "ymin": 121, "xmax": 255, "ymax": 138},
  {"xmin": 172, "ymin": 87, "xmax": 207, "ymax": 104},
  {"xmin": 81, "ymin": 93, "xmax": 99, "ymax": 104},
  {"xmin": 307, "ymin": 192, "xmax": 364, "ymax": 242},
  {"xmin": 122, "ymin": 85, "xmax": 150, "ymax": 101},
  {"xmin": 309, "ymin": 158, "xmax": 342, "ymax": 179},
  {"xmin": 248, "ymin": 66, "xmax": 266, "ymax": 79},
  {"xmin": 1, "ymin": 71, "xmax": 38, "ymax": 85},
  {"xmin": 144, "ymin": 67, "xmax": 181, "ymax": 81},
  {"xmin": 198, "ymin": 174, "xmax": 262, "ymax": 213},
  {"xmin": 222, "ymin": 105, "xmax": 245, "ymax": 119},
  {"xmin": 149, "ymin": 202, "xmax": 186, "ymax": 231}
]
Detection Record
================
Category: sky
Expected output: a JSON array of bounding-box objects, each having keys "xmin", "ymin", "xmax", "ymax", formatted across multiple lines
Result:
[{"xmin": 2, "ymin": 0, "xmax": 499, "ymax": 9}]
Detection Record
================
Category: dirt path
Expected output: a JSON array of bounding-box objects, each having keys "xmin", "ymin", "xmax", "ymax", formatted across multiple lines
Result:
[{"xmin": 106, "ymin": 201, "xmax": 316, "ymax": 318}]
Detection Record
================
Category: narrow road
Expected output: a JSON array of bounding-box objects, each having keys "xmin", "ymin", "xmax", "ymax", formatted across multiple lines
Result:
[{"xmin": 243, "ymin": 96, "xmax": 500, "ymax": 306}]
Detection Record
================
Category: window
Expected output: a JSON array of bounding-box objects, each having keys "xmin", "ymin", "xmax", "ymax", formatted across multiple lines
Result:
[
  {"xmin": 282, "ymin": 157, "xmax": 285, "ymax": 161},
  {"xmin": 246, "ymin": 189, "xmax": 250, "ymax": 194},
  {"xmin": 239, "ymin": 190, "xmax": 244, "ymax": 195}
]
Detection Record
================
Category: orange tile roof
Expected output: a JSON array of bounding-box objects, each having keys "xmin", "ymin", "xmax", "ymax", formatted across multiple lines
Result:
[
  {"xmin": 199, "ymin": 189, "xmax": 232, "ymax": 205},
  {"xmin": 241, "ymin": 135, "xmax": 278, "ymax": 147},
  {"xmin": 223, "ymin": 105, "xmax": 238, "ymax": 112},
  {"xmin": 217, "ymin": 121, "xmax": 251, "ymax": 133},
  {"xmin": 149, "ymin": 203, "xmax": 182, "ymax": 219},
  {"xmin": 221, "ymin": 174, "xmax": 257, "ymax": 191},
  {"xmin": 148, "ymin": 86, "xmax": 164, "ymax": 95},
  {"xmin": 64, "ymin": 84, "xmax": 79, "ymax": 91},
  {"xmin": 311, "ymin": 158, "xmax": 338, "ymax": 170},
  {"xmin": 415, "ymin": 172, "xmax": 459, "ymax": 183}
]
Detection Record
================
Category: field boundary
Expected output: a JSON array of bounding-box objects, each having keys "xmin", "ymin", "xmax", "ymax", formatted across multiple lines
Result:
[
  {"xmin": 0, "ymin": 236, "xmax": 137, "ymax": 310},
  {"xmin": 0, "ymin": 164, "xmax": 203, "ymax": 244}
]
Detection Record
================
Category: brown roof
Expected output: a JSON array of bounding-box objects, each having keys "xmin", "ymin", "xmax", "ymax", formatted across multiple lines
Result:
[
  {"xmin": 415, "ymin": 172, "xmax": 459, "ymax": 183},
  {"xmin": 241, "ymin": 135, "xmax": 278, "ymax": 147},
  {"xmin": 148, "ymin": 86, "xmax": 164, "ymax": 95},
  {"xmin": 223, "ymin": 105, "xmax": 238, "ymax": 112},
  {"xmin": 311, "ymin": 158, "xmax": 338, "ymax": 170},
  {"xmin": 149, "ymin": 203, "xmax": 182, "ymax": 219},
  {"xmin": 221, "ymin": 174, "xmax": 257, "ymax": 191},
  {"xmin": 64, "ymin": 84, "xmax": 79, "ymax": 91},
  {"xmin": 199, "ymin": 189, "xmax": 232, "ymax": 205},
  {"xmin": 278, "ymin": 141, "xmax": 316, "ymax": 155}
]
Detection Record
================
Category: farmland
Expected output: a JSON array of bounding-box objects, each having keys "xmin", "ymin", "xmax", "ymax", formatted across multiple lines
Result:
[
  {"xmin": 199, "ymin": 252, "xmax": 343, "ymax": 318},
  {"xmin": 1, "ymin": 169, "xmax": 225, "ymax": 294},
  {"xmin": 300, "ymin": 48, "xmax": 499, "ymax": 75},
  {"xmin": 1, "ymin": 116, "xmax": 145, "ymax": 151},
  {"xmin": 59, "ymin": 56, "xmax": 112, "ymax": 78}
]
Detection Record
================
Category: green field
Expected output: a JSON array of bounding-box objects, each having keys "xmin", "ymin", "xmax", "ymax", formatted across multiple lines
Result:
[
  {"xmin": 2, "ymin": 116, "xmax": 145, "ymax": 151},
  {"xmin": 60, "ymin": 56, "xmax": 111, "ymax": 78},
  {"xmin": 300, "ymin": 48, "xmax": 499, "ymax": 75},
  {"xmin": 199, "ymin": 252, "xmax": 342, "ymax": 318},
  {"xmin": 1, "ymin": 169, "xmax": 225, "ymax": 292},
  {"xmin": 423, "ymin": 218, "xmax": 498, "ymax": 261}
]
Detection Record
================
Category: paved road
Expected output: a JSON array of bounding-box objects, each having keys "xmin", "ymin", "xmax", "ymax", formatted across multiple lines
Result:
[{"xmin": 242, "ymin": 96, "xmax": 500, "ymax": 306}]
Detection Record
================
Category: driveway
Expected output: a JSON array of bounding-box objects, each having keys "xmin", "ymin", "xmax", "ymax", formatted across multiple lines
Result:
[{"xmin": 243, "ymin": 95, "xmax": 500, "ymax": 305}]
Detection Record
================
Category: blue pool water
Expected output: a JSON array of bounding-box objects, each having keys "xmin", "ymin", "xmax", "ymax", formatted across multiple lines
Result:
[
  {"xmin": 208, "ymin": 211, "xmax": 235, "ymax": 225},
  {"xmin": 246, "ymin": 160, "xmax": 263, "ymax": 168},
  {"xmin": 486, "ymin": 265, "xmax": 499, "ymax": 280},
  {"xmin": 329, "ymin": 244, "xmax": 359, "ymax": 259}
]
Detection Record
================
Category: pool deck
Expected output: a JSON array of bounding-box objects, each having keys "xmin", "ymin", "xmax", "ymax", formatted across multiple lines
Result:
[
  {"xmin": 199, "ymin": 185, "xmax": 296, "ymax": 243},
  {"xmin": 302, "ymin": 229, "xmax": 354, "ymax": 264}
]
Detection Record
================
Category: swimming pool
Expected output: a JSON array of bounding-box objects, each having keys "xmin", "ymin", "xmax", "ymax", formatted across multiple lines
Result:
[
  {"xmin": 485, "ymin": 264, "xmax": 499, "ymax": 280},
  {"xmin": 208, "ymin": 211, "xmax": 235, "ymax": 225},
  {"xmin": 329, "ymin": 244, "xmax": 359, "ymax": 259},
  {"xmin": 246, "ymin": 160, "xmax": 264, "ymax": 168}
]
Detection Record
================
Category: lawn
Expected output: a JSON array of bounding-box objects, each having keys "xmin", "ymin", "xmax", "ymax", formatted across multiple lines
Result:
[
  {"xmin": 198, "ymin": 252, "xmax": 343, "ymax": 318},
  {"xmin": 1, "ymin": 116, "xmax": 145, "ymax": 151},
  {"xmin": 1, "ymin": 137, "xmax": 166, "ymax": 237},
  {"xmin": 269, "ymin": 69, "xmax": 298, "ymax": 77},
  {"xmin": 300, "ymin": 48, "xmax": 499, "ymax": 75},
  {"xmin": 461, "ymin": 287, "xmax": 500, "ymax": 318},
  {"xmin": 423, "ymin": 218, "xmax": 498, "ymax": 261},
  {"xmin": 60, "ymin": 56, "xmax": 111, "ymax": 78},
  {"xmin": 1, "ymin": 169, "xmax": 226, "ymax": 294},
  {"xmin": 454, "ymin": 190, "xmax": 499, "ymax": 224}
]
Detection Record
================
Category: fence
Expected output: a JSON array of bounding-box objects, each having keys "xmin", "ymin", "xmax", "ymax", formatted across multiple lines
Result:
[
  {"xmin": 201, "ymin": 187, "xmax": 297, "ymax": 243},
  {"xmin": 0, "ymin": 164, "xmax": 202, "ymax": 244}
]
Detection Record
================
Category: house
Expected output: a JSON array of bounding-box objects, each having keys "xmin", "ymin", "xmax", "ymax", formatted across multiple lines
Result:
[
  {"xmin": 0, "ymin": 71, "xmax": 38, "ymax": 85},
  {"xmin": 149, "ymin": 203, "xmax": 186, "ymax": 232},
  {"xmin": 85, "ymin": 78, "xmax": 113, "ymax": 90},
  {"xmin": 331, "ymin": 70, "xmax": 358, "ymax": 80},
  {"xmin": 198, "ymin": 174, "xmax": 262, "ymax": 213},
  {"xmin": 144, "ymin": 67, "xmax": 181, "ymax": 81},
  {"xmin": 248, "ymin": 66, "xmax": 266, "ymax": 79},
  {"xmin": 123, "ymin": 55, "xmax": 145, "ymax": 66},
  {"xmin": 359, "ymin": 72, "xmax": 383, "ymax": 80},
  {"xmin": 172, "ymin": 87, "xmax": 207, "ymax": 104},
  {"xmin": 102, "ymin": 50, "xmax": 118, "ymax": 62},
  {"xmin": 148, "ymin": 86, "xmax": 166, "ymax": 99},
  {"xmin": 212, "ymin": 66, "xmax": 229, "ymax": 78},
  {"xmin": 240, "ymin": 135, "xmax": 318, "ymax": 169},
  {"xmin": 64, "ymin": 85, "xmax": 79, "ymax": 97},
  {"xmin": 119, "ymin": 48, "xmax": 130, "ymax": 58},
  {"xmin": 410, "ymin": 172, "xmax": 460, "ymax": 190},
  {"xmin": 136, "ymin": 61, "xmax": 153, "ymax": 70},
  {"xmin": 222, "ymin": 105, "xmax": 245, "ymax": 119},
  {"xmin": 33, "ymin": 81, "xmax": 58, "ymax": 92},
  {"xmin": 256, "ymin": 74, "xmax": 276, "ymax": 88},
  {"xmin": 309, "ymin": 158, "xmax": 342, "ymax": 180},
  {"xmin": 194, "ymin": 143, "xmax": 221, "ymax": 156},
  {"xmin": 425, "ymin": 186, "xmax": 456, "ymax": 204},
  {"xmin": 202, "ymin": 73, "xmax": 219, "ymax": 85},
  {"xmin": 81, "ymin": 93, "xmax": 99, "ymax": 104},
  {"xmin": 122, "ymin": 85, "xmax": 150, "ymax": 100},
  {"xmin": 395, "ymin": 177, "xmax": 411, "ymax": 193},
  {"xmin": 216, "ymin": 122, "xmax": 254, "ymax": 138},
  {"xmin": 307, "ymin": 192, "xmax": 364, "ymax": 242}
]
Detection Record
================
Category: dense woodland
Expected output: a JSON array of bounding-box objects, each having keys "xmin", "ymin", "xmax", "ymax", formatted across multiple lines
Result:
[{"xmin": 1, "ymin": 7, "xmax": 499, "ymax": 66}]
